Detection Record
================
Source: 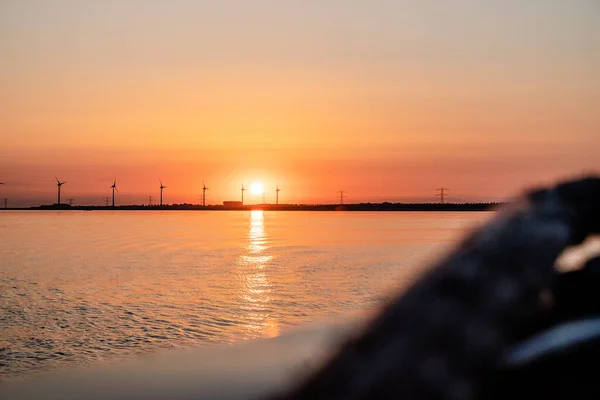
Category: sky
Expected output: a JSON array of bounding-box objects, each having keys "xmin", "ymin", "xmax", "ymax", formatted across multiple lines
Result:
[{"xmin": 1, "ymin": 0, "xmax": 599, "ymax": 206}]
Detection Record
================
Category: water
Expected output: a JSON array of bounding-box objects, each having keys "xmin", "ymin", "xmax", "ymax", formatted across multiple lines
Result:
[{"xmin": 0, "ymin": 210, "xmax": 491, "ymax": 381}]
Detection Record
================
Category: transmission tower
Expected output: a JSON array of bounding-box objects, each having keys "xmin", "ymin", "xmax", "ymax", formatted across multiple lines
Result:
[
  {"xmin": 436, "ymin": 188, "xmax": 449, "ymax": 204},
  {"xmin": 148, "ymin": 196, "xmax": 153, "ymax": 206},
  {"xmin": 338, "ymin": 190, "xmax": 346, "ymax": 205},
  {"xmin": 104, "ymin": 197, "xmax": 110, "ymax": 207}
]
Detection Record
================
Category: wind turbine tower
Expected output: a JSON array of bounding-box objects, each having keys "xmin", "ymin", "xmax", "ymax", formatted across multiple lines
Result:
[
  {"xmin": 159, "ymin": 180, "xmax": 166, "ymax": 206},
  {"xmin": 110, "ymin": 179, "xmax": 118, "ymax": 207},
  {"xmin": 202, "ymin": 181, "xmax": 209, "ymax": 207},
  {"xmin": 276, "ymin": 185, "xmax": 281, "ymax": 205},
  {"xmin": 55, "ymin": 177, "xmax": 66, "ymax": 205},
  {"xmin": 241, "ymin": 184, "xmax": 246, "ymax": 205}
]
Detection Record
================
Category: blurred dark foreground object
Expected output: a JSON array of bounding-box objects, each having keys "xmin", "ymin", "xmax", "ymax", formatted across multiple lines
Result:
[
  {"xmin": 271, "ymin": 175, "xmax": 600, "ymax": 400},
  {"xmin": 482, "ymin": 255, "xmax": 600, "ymax": 400}
]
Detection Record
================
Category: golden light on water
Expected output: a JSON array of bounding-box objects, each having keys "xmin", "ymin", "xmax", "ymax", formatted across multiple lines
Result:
[
  {"xmin": 263, "ymin": 318, "xmax": 280, "ymax": 339},
  {"xmin": 1, "ymin": 207, "xmax": 492, "ymax": 383},
  {"xmin": 248, "ymin": 210, "xmax": 267, "ymax": 255},
  {"xmin": 237, "ymin": 210, "xmax": 275, "ymax": 338}
]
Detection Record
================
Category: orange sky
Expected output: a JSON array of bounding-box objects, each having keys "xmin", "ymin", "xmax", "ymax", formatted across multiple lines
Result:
[{"xmin": 1, "ymin": 1, "xmax": 599, "ymax": 206}]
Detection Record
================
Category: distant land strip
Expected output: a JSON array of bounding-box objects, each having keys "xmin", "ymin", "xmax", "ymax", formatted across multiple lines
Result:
[{"xmin": 14, "ymin": 203, "xmax": 507, "ymax": 212}]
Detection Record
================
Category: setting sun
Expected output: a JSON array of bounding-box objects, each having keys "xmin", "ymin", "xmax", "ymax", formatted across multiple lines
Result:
[{"xmin": 251, "ymin": 182, "xmax": 264, "ymax": 196}]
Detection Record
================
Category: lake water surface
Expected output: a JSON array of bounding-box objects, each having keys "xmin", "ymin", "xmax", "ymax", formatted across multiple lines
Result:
[{"xmin": 0, "ymin": 210, "xmax": 492, "ymax": 381}]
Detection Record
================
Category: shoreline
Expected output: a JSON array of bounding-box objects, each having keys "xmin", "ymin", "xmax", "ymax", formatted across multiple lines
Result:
[
  {"xmin": 0, "ymin": 317, "xmax": 360, "ymax": 400},
  {"xmin": 4, "ymin": 203, "xmax": 504, "ymax": 212}
]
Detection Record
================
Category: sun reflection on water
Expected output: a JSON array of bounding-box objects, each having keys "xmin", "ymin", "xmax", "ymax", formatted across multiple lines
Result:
[
  {"xmin": 247, "ymin": 210, "xmax": 268, "ymax": 255},
  {"xmin": 236, "ymin": 210, "xmax": 278, "ymax": 338}
]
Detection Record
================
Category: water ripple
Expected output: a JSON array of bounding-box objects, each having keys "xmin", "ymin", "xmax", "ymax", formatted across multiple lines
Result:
[{"xmin": 0, "ymin": 210, "xmax": 488, "ymax": 380}]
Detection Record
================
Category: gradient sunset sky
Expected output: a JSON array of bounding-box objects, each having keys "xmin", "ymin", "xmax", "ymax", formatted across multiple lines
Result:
[{"xmin": 1, "ymin": 0, "xmax": 598, "ymax": 206}]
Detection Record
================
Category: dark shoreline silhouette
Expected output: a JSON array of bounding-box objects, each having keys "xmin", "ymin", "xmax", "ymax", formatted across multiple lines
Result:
[{"xmin": 17, "ymin": 202, "xmax": 505, "ymax": 212}]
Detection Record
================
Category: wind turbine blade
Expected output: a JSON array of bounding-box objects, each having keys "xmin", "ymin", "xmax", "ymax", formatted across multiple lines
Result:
[
  {"xmin": 159, "ymin": 179, "xmax": 163, "ymax": 186},
  {"xmin": 55, "ymin": 176, "xmax": 60, "ymax": 184}
]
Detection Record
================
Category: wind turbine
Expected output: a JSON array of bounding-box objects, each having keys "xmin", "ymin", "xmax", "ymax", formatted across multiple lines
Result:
[
  {"xmin": 202, "ymin": 181, "xmax": 209, "ymax": 207},
  {"xmin": 159, "ymin": 180, "xmax": 166, "ymax": 206},
  {"xmin": 276, "ymin": 185, "xmax": 281, "ymax": 205},
  {"xmin": 110, "ymin": 178, "xmax": 118, "ymax": 207},
  {"xmin": 241, "ymin": 184, "xmax": 246, "ymax": 205},
  {"xmin": 55, "ymin": 176, "xmax": 66, "ymax": 205}
]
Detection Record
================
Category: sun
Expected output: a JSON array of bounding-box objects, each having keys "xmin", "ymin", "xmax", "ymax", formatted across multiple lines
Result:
[{"xmin": 251, "ymin": 181, "xmax": 264, "ymax": 196}]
